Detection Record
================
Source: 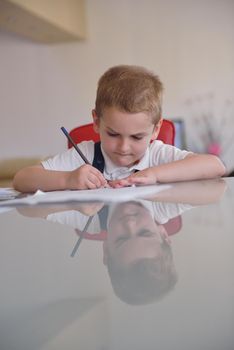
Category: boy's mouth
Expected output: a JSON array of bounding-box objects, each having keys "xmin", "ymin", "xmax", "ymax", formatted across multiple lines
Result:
[{"xmin": 115, "ymin": 152, "xmax": 132, "ymax": 156}]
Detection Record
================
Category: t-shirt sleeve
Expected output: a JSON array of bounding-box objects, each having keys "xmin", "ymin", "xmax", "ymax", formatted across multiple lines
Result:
[
  {"xmin": 150, "ymin": 141, "xmax": 193, "ymax": 165},
  {"xmin": 41, "ymin": 141, "xmax": 95, "ymax": 171},
  {"xmin": 47, "ymin": 210, "xmax": 101, "ymax": 232},
  {"xmin": 152, "ymin": 201, "xmax": 194, "ymax": 224}
]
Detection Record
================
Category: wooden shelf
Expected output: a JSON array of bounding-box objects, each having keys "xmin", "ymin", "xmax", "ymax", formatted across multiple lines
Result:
[{"xmin": 0, "ymin": 0, "xmax": 86, "ymax": 43}]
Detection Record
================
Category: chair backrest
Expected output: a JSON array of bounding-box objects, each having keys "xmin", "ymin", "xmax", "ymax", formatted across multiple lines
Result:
[{"xmin": 68, "ymin": 119, "xmax": 175, "ymax": 148}]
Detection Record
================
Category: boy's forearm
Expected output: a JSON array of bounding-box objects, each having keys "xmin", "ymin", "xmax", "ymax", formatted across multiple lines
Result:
[
  {"xmin": 13, "ymin": 166, "xmax": 69, "ymax": 193},
  {"xmin": 153, "ymin": 154, "xmax": 226, "ymax": 183},
  {"xmin": 150, "ymin": 178, "xmax": 227, "ymax": 204}
]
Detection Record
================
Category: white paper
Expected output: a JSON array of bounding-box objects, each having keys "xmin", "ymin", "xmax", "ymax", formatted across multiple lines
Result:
[
  {"xmin": 0, "ymin": 188, "xmax": 20, "ymax": 200},
  {"xmin": 0, "ymin": 184, "xmax": 171, "ymax": 206}
]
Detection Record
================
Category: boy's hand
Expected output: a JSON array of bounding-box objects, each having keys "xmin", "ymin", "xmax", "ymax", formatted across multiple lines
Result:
[
  {"xmin": 66, "ymin": 164, "xmax": 108, "ymax": 190},
  {"xmin": 74, "ymin": 202, "xmax": 105, "ymax": 216},
  {"xmin": 109, "ymin": 168, "xmax": 158, "ymax": 188}
]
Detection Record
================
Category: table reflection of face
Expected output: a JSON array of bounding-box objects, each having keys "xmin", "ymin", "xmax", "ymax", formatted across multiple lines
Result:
[
  {"xmin": 103, "ymin": 201, "xmax": 168, "ymax": 266},
  {"xmin": 103, "ymin": 201, "xmax": 176, "ymax": 305}
]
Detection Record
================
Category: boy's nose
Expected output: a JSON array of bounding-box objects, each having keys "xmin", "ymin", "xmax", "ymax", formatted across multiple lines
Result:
[
  {"xmin": 118, "ymin": 138, "xmax": 130, "ymax": 153},
  {"xmin": 124, "ymin": 217, "xmax": 137, "ymax": 233}
]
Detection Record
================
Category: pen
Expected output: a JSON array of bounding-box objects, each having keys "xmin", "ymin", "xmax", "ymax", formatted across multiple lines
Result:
[
  {"xmin": 71, "ymin": 215, "xmax": 94, "ymax": 257},
  {"xmin": 61, "ymin": 126, "xmax": 90, "ymax": 165}
]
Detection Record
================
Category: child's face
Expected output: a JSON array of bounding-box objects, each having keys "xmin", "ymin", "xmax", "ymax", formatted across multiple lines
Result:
[
  {"xmin": 103, "ymin": 202, "xmax": 166, "ymax": 266},
  {"xmin": 93, "ymin": 107, "xmax": 160, "ymax": 167}
]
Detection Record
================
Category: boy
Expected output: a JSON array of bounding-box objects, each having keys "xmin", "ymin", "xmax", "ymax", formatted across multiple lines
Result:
[{"xmin": 13, "ymin": 65, "xmax": 226, "ymax": 193}]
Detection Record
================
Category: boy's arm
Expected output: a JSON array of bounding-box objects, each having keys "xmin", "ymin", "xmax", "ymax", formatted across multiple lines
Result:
[
  {"xmin": 149, "ymin": 178, "xmax": 227, "ymax": 205},
  {"xmin": 13, "ymin": 164, "xmax": 108, "ymax": 193},
  {"xmin": 110, "ymin": 154, "xmax": 226, "ymax": 187},
  {"xmin": 13, "ymin": 164, "xmax": 68, "ymax": 193},
  {"xmin": 17, "ymin": 202, "xmax": 104, "ymax": 218}
]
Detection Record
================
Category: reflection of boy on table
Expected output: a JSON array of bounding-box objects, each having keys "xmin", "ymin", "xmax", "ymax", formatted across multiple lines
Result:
[
  {"xmin": 104, "ymin": 178, "xmax": 227, "ymax": 304},
  {"xmin": 17, "ymin": 199, "xmax": 184, "ymax": 304},
  {"xmin": 104, "ymin": 200, "xmax": 179, "ymax": 304},
  {"xmin": 17, "ymin": 179, "xmax": 226, "ymax": 304}
]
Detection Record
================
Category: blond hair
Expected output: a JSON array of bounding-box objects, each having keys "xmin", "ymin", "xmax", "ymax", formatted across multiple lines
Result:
[
  {"xmin": 107, "ymin": 251, "xmax": 177, "ymax": 305},
  {"xmin": 95, "ymin": 65, "xmax": 163, "ymax": 124}
]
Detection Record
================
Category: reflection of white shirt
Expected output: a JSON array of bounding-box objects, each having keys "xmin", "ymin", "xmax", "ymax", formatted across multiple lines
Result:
[
  {"xmin": 47, "ymin": 210, "xmax": 101, "ymax": 232},
  {"xmin": 106, "ymin": 200, "xmax": 193, "ymax": 229},
  {"xmin": 42, "ymin": 140, "xmax": 192, "ymax": 181},
  {"xmin": 139, "ymin": 200, "xmax": 193, "ymax": 224},
  {"xmin": 47, "ymin": 201, "xmax": 193, "ymax": 233}
]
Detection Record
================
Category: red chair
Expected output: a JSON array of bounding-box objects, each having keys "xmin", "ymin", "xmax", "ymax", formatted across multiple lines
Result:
[{"xmin": 67, "ymin": 119, "xmax": 175, "ymax": 148}]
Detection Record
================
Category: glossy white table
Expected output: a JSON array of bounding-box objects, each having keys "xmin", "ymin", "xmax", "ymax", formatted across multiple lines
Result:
[{"xmin": 0, "ymin": 178, "xmax": 233, "ymax": 350}]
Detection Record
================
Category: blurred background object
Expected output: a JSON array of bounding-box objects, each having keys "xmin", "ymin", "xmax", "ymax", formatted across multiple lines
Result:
[{"xmin": 185, "ymin": 94, "xmax": 234, "ymax": 175}]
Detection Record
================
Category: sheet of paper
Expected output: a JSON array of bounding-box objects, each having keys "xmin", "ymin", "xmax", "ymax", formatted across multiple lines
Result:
[
  {"xmin": 0, "ymin": 184, "xmax": 171, "ymax": 206},
  {"xmin": 0, "ymin": 188, "xmax": 20, "ymax": 200},
  {"xmin": 0, "ymin": 207, "xmax": 14, "ymax": 214}
]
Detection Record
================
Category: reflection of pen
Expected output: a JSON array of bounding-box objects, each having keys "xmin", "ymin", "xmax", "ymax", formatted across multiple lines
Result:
[
  {"xmin": 71, "ymin": 215, "xmax": 94, "ymax": 257},
  {"xmin": 61, "ymin": 126, "xmax": 90, "ymax": 165}
]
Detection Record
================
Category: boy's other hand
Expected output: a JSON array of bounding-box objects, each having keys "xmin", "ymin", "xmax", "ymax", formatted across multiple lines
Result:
[
  {"xmin": 66, "ymin": 164, "xmax": 108, "ymax": 190},
  {"xmin": 109, "ymin": 168, "xmax": 157, "ymax": 188}
]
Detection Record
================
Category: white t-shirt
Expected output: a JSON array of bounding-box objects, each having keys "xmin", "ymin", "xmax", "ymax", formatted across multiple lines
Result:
[
  {"xmin": 42, "ymin": 140, "xmax": 192, "ymax": 181},
  {"xmin": 47, "ymin": 201, "xmax": 193, "ymax": 233}
]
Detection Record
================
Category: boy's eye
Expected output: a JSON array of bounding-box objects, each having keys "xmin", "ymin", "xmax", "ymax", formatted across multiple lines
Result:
[
  {"xmin": 132, "ymin": 135, "xmax": 143, "ymax": 140},
  {"xmin": 106, "ymin": 131, "xmax": 144, "ymax": 140},
  {"xmin": 138, "ymin": 229, "xmax": 154, "ymax": 237},
  {"xmin": 107, "ymin": 132, "xmax": 118, "ymax": 137},
  {"xmin": 116, "ymin": 236, "xmax": 128, "ymax": 246}
]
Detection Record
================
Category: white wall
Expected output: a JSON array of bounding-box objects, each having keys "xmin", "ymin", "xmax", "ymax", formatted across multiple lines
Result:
[{"xmin": 0, "ymin": 0, "xmax": 234, "ymax": 169}]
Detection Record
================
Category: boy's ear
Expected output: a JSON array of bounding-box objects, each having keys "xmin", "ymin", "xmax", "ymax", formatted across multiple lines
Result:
[
  {"xmin": 151, "ymin": 118, "xmax": 163, "ymax": 141},
  {"xmin": 92, "ymin": 109, "xmax": 100, "ymax": 133}
]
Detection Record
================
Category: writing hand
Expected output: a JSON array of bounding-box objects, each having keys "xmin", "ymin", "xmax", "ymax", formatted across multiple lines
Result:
[{"xmin": 66, "ymin": 164, "xmax": 108, "ymax": 190}]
